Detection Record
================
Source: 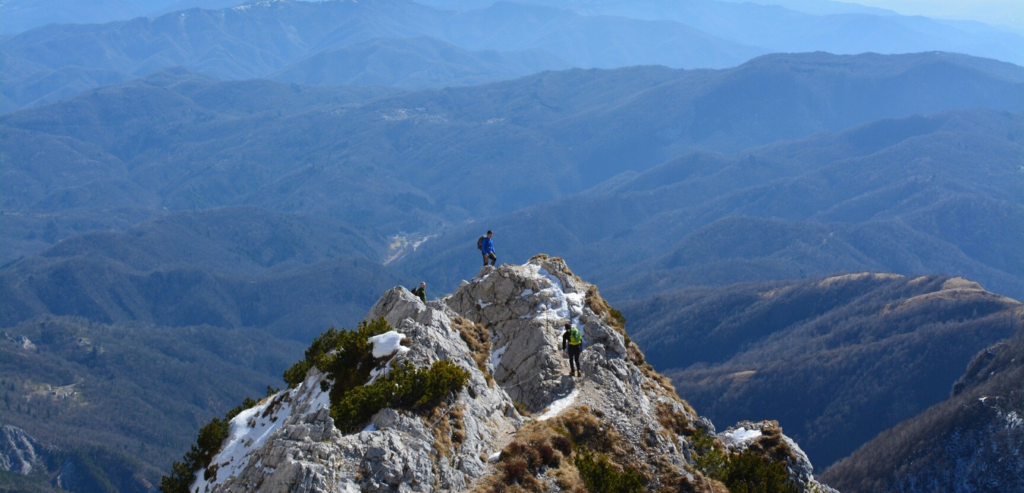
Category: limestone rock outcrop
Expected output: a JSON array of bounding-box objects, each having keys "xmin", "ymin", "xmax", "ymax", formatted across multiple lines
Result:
[
  {"xmin": 1, "ymin": 424, "xmax": 50, "ymax": 476},
  {"xmin": 190, "ymin": 256, "xmax": 836, "ymax": 493}
]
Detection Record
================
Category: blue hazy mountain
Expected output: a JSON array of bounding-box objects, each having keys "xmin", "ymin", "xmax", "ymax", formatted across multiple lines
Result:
[
  {"xmin": 268, "ymin": 36, "xmax": 570, "ymax": 89},
  {"xmin": 0, "ymin": 0, "xmax": 145, "ymax": 34},
  {"xmin": 0, "ymin": 0, "xmax": 245, "ymax": 34},
  {"xmin": 422, "ymin": 0, "xmax": 1024, "ymax": 61},
  {"xmin": 0, "ymin": 0, "xmax": 763, "ymax": 112}
]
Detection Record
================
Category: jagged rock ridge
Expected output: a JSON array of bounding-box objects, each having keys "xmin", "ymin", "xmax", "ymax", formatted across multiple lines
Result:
[{"xmin": 190, "ymin": 256, "xmax": 836, "ymax": 492}]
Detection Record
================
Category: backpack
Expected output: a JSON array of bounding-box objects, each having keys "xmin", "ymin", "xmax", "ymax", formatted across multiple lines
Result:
[
  {"xmin": 569, "ymin": 326, "xmax": 582, "ymax": 346},
  {"xmin": 477, "ymin": 235, "xmax": 486, "ymax": 251}
]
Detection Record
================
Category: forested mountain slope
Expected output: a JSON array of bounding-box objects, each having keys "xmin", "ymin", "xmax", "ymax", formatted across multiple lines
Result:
[{"xmin": 621, "ymin": 273, "xmax": 1021, "ymax": 469}]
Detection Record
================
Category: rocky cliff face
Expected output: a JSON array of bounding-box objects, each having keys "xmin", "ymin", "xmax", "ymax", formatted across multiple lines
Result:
[
  {"xmin": 1, "ymin": 424, "xmax": 50, "ymax": 476},
  {"xmin": 190, "ymin": 256, "xmax": 836, "ymax": 493}
]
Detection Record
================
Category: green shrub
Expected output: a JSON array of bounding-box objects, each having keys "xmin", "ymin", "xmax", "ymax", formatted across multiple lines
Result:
[
  {"xmin": 714, "ymin": 450, "xmax": 798, "ymax": 493},
  {"xmin": 332, "ymin": 360, "xmax": 470, "ymax": 431},
  {"xmin": 574, "ymin": 448, "xmax": 644, "ymax": 493},
  {"xmin": 607, "ymin": 307, "xmax": 627, "ymax": 329},
  {"xmin": 282, "ymin": 318, "xmax": 391, "ymax": 388},
  {"xmin": 161, "ymin": 397, "xmax": 258, "ymax": 493},
  {"xmin": 691, "ymin": 428, "xmax": 728, "ymax": 477},
  {"xmin": 691, "ymin": 429, "xmax": 798, "ymax": 493}
]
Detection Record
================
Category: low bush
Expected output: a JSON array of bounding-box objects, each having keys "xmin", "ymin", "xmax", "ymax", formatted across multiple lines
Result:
[
  {"xmin": 164, "ymin": 318, "xmax": 470, "ymax": 491},
  {"xmin": 332, "ymin": 360, "xmax": 470, "ymax": 431},
  {"xmin": 714, "ymin": 450, "xmax": 798, "ymax": 493},
  {"xmin": 574, "ymin": 449, "xmax": 644, "ymax": 493},
  {"xmin": 282, "ymin": 318, "xmax": 391, "ymax": 389},
  {"xmin": 691, "ymin": 428, "xmax": 798, "ymax": 493}
]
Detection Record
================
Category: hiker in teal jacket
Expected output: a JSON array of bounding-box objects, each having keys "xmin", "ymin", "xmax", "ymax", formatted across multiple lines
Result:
[{"xmin": 561, "ymin": 322, "xmax": 584, "ymax": 377}]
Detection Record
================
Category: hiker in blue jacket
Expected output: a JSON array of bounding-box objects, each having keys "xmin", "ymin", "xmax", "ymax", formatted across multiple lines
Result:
[{"xmin": 479, "ymin": 230, "xmax": 497, "ymax": 266}]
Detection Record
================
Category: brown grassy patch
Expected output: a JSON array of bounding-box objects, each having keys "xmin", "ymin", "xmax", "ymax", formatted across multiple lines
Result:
[
  {"xmin": 746, "ymin": 421, "xmax": 797, "ymax": 463},
  {"xmin": 680, "ymin": 472, "xmax": 731, "ymax": 493},
  {"xmin": 453, "ymin": 316, "xmax": 491, "ymax": 374},
  {"xmin": 552, "ymin": 406, "xmax": 627, "ymax": 460},
  {"xmin": 476, "ymin": 420, "xmax": 583, "ymax": 493},
  {"xmin": 656, "ymin": 401, "xmax": 695, "ymax": 436},
  {"xmin": 427, "ymin": 404, "xmax": 467, "ymax": 459},
  {"xmin": 584, "ymin": 284, "xmax": 626, "ymax": 333},
  {"xmin": 476, "ymin": 406, "xmax": 697, "ymax": 493}
]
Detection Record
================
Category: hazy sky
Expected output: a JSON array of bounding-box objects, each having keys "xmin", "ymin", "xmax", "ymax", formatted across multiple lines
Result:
[{"xmin": 852, "ymin": 0, "xmax": 1023, "ymax": 29}]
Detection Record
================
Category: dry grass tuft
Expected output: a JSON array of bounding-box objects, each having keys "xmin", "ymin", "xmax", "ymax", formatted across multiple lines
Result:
[
  {"xmin": 427, "ymin": 404, "xmax": 467, "ymax": 458},
  {"xmin": 475, "ymin": 420, "xmax": 584, "ymax": 493},
  {"xmin": 746, "ymin": 421, "xmax": 797, "ymax": 463},
  {"xmin": 453, "ymin": 316, "xmax": 491, "ymax": 374},
  {"xmin": 656, "ymin": 401, "xmax": 695, "ymax": 436},
  {"xmin": 680, "ymin": 471, "xmax": 731, "ymax": 493},
  {"xmin": 553, "ymin": 406, "xmax": 627, "ymax": 459}
]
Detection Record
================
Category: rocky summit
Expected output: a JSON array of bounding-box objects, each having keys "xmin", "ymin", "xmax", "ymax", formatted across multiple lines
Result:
[{"xmin": 187, "ymin": 255, "xmax": 837, "ymax": 493}]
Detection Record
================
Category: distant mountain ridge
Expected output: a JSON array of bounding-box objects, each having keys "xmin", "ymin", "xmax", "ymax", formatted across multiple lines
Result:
[
  {"xmin": 8, "ymin": 0, "xmax": 1024, "ymax": 114},
  {"xmin": 420, "ymin": 0, "xmax": 1024, "ymax": 64},
  {"xmin": 0, "ymin": 0, "xmax": 763, "ymax": 112},
  {"xmin": 1, "ymin": 315, "xmax": 303, "ymax": 492},
  {"xmin": 268, "ymin": 36, "xmax": 570, "ymax": 89}
]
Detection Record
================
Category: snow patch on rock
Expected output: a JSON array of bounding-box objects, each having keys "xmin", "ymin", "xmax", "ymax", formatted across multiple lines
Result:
[
  {"xmin": 538, "ymin": 388, "xmax": 581, "ymax": 421},
  {"xmin": 193, "ymin": 371, "xmax": 330, "ymax": 493},
  {"xmin": 368, "ymin": 331, "xmax": 408, "ymax": 358}
]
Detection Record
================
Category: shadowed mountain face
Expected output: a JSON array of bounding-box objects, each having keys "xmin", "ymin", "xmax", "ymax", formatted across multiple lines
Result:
[
  {"xmin": 620, "ymin": 273, "xmax": 1022, "ymax": 470},
  {"xmin": 0, "ymin": 210, "xmax": 407, "ymax": 343},
  {"xmin": 4, "ymin": 52, "xmax": 1021, "ymax": 267},
  {"xmin": 822, "ymin": 318, "xmax": 1024, "ymax": 492},
  {"xmin": 398, "ymin": 109, "xmax": 1024, "ymax": 302},
  {"xmin": 0, "ymin": 315, "xmax": 304, "ymax": 490}
]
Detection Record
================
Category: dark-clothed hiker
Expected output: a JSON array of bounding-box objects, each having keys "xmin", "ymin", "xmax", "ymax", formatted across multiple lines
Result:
[
  {"xmin": 411, "ymin": 282, "xmax": 427, "ymax": 303},
  {"xmin": 562, "ymin": 322, "xmax": 584, "ymax": 377},
  {"xmin": 478, "ymin": 230, "xmax": 497, "ymax": 266}
]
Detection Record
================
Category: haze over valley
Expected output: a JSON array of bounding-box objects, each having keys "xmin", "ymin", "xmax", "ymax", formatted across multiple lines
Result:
[{"xmin": 2, "ymin": 1, "xmax": 1023, "ymax": 492}]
